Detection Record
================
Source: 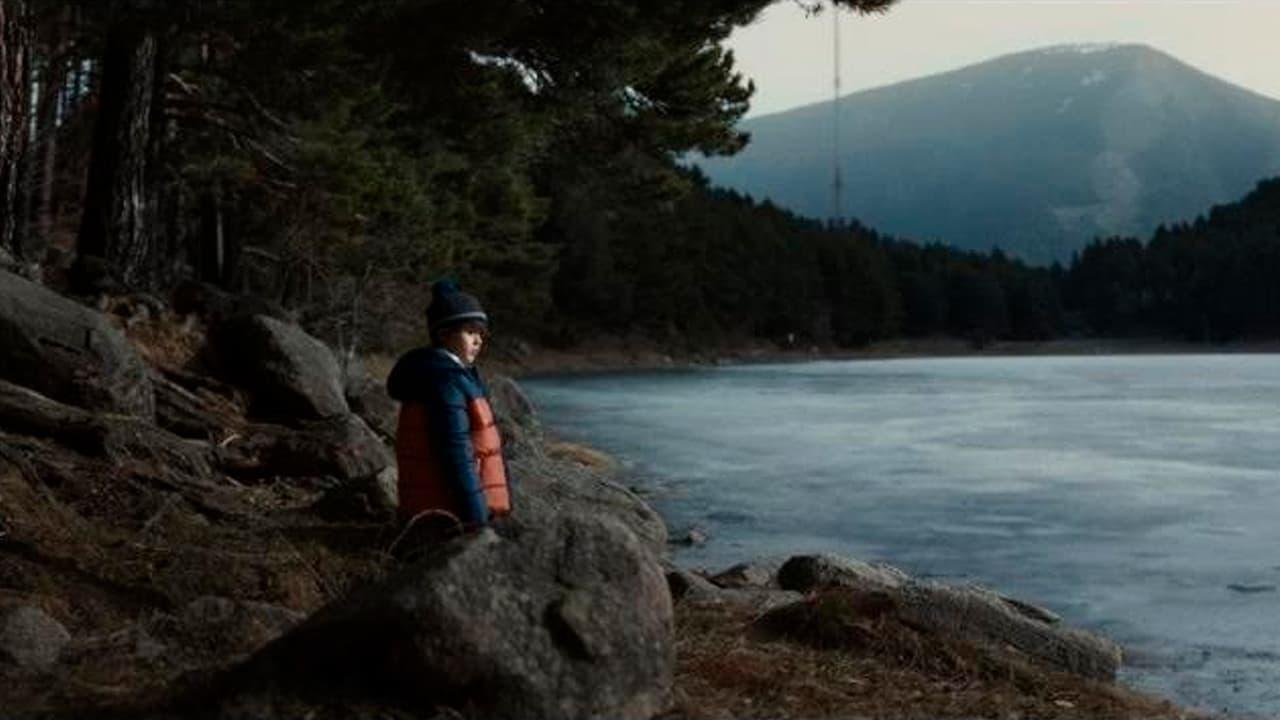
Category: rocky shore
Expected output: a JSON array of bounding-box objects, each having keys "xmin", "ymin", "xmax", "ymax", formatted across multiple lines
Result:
[{"xmin": 0, "ymin": 269, "xmax": 1206, "ymax": 719}]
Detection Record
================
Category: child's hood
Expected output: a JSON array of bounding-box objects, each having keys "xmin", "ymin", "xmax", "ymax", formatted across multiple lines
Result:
[{"xmin": 385, "ymin": 347, "xmax": 468, "ymax": 402}]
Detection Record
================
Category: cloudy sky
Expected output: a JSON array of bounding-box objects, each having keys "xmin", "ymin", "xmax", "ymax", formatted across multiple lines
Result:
[{"xmin": 728, "ymin": 0, "xmax": 1280, "ymax": 117}]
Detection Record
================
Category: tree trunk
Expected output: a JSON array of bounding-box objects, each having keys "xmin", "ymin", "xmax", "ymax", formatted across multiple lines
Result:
[
  {"xmin": 0, "ymin": 0, "xmax": 30, "ymax": 259},
  {"xmin": 35, "ymin": 8, "xmax": 69, "ymax": 247},
  {"xmin": 76, "ymin": 19, "xmax": 159, "ymax": 290}
]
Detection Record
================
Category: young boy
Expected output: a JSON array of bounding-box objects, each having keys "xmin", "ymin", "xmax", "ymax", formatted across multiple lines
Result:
[{"xmin": 386, "ymin": 280, "xmax": 512, "ymax": 545}]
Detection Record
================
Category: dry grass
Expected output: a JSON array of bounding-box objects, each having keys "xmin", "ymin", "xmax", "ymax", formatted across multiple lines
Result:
[
  {"xmin": 108, "ymin": 300, "xmax": 208, "ymax": 372},
  {"xmin": 362, "ymin": 352, "xmax": 397, "ymax": 383},
  {"xmin": 672, "ymin": 598, "xmax": 1208, "ymax": 720}
]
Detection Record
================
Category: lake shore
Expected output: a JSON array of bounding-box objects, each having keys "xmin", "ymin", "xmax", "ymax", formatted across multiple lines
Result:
[{"xmin": 486, "ymin": 335, "xmax": 1280, "ymax": 379}]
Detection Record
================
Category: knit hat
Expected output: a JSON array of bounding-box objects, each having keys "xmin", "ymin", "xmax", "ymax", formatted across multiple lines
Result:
[{"xmin": 427, "ymin": 280, "xmax": 488, "ymax": 337}]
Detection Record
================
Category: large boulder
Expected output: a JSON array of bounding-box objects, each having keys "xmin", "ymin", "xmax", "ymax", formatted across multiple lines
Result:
[
  {"xmin": 488, "ymin": 374, "xmax": 541, "ymax": 461},
  {"xmin": 511, "ymin": 462, "xmax": 668, "ymax": 558},
  {"xmin": 215, "ymin": 513, "xmax": 673, "ymax": 720},
  {"xmin": 212, "ymin": 314, "xmax": 348, "ymax": 421},
  {"xmin": 0, "ymin": 268, "xmax": 154, "ymax": 418}
]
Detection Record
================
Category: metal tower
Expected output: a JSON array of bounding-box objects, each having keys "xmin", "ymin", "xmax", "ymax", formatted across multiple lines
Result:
[{"xmin": 831, "ymin": 1, "xmax": 843, "ymax": 223}]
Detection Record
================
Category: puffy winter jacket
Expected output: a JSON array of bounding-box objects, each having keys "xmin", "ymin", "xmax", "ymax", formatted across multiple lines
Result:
[{"xmin": 386, "ymin": 347, "xmax": 511, "ymax": 526}]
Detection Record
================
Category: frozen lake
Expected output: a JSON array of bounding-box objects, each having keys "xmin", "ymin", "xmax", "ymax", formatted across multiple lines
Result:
[{"xmin": 524, "ymin": 355, "xmax": 1280, "ymax": 718}]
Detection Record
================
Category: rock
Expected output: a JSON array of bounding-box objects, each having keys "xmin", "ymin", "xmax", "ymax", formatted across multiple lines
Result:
[
  {"xmin": 667, "ymin": 568, "xmax": 721, "ymax": 601},
  {"xmin": 219, "ymin": 514, "xmax": 673, "ymax": 720},
  {"xmin": 717, "ymin": 587, "xmax": 807, "ymax": 612},
  {"xmin": 0, "ymin": 379, "xmax": 213, "ymax": 481},
  {"xmin": 895, "ymin": 581, "xmax": 1121, "ymax": 681},
  {"xmin": 0, "ymin": 604, "xmax": 71, "ymax": 670},
  {"xmin": 340, "ymin": 356, "xmax": 397, "ymax": 440},
  {"xmin": 997, "ymin": 592, "xmax": 1062, "ymax": 624},
  {"xmin": 666, "ymin": 567, "xmax": 802, "ymax": 612},
  {"xmin": 771, "ymin": 552, "xmax": 1119, "ymax": 680},
  {"xmin": 512, "ymin": 467, "xmax": 668, "ymax": 559},
  {"xmin": 489, "ymin": 374, "xmax": 536, "ymax": 428},
  {"xmin": 0, "ymin": 268, "xmax": 154, "ymax": 418},
  {"xmin": 709, "ymin": 558, "xmax": 785, "ymax": 589},
  {"xmin": 776, "ymin": 553, "xmax": 910, "ymax": 593},
  {"xmin": 488, "ymin": 375, "xmax": 541, "ymax": 461},
  {"xmin": 217, "ymin": 414, "xmax": 391, "ymax": 482},
  {"xmin": 212, "ymin": 314, "xmax": 348, "ymax": 421},
  {"xmin": 673, "ymin": 527, "xmax": 709, "ymax": 547},
  {"xmin": 313, "ymin": 466, "xmax": 399, "ymax": 521}
]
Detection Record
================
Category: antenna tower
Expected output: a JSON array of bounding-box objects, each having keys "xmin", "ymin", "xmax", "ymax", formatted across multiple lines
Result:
[{"xmin": 831, "ymin": 1, "xmax": 843, "ymax": 223}]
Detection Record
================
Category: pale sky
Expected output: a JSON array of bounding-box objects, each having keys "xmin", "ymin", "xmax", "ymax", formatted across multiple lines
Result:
[{"xmin": 728, "ymin": 0, "xmax": 1280, "ymax": 117}]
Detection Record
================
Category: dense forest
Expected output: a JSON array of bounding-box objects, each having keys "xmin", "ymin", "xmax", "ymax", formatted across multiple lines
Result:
[{"xmin": 1, "ymin": 0, "xmax": 1278, "ymax": 353}]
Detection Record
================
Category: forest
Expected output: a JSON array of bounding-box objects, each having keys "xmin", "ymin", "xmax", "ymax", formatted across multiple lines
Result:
[{"xmin": 2, "ymin": 0, "xmax": 1278, "ymax": 354}]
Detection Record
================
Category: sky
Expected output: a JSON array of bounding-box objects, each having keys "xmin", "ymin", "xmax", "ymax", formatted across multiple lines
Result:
[{"xmin": 727, "ymin": 0, "xmax": 1280, "ymax": 117}]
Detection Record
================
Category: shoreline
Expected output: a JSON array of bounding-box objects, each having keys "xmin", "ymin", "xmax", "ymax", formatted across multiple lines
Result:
[{"xmin": 489, "ymin": 335, "xmax": 1280, "ymax": 379}]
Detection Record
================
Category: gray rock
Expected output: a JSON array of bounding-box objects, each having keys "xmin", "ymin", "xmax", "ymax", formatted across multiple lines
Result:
[
  {"xmin": 896, "ymin": 581, "xmax": 1121, "ymax": 681},
  {"xmin": 0, "ymin": 605, "xmax": 71, "ymax": 670},
  {"xmin": 213, "ymin": 314, "xmax": 348, "ymax": 420},
  {"xmin": 773, "ymin": 551, "xmax": 1120, "ymax": 681},
  {"xmin": 314, "ymin": 466, "xmax": 399, "ymax": 521},
  {"xmin": 776, "ymin": 553, "xmax": 910, "ymax": 593},
  {"xmin": 487, "ymin": 374, "xmax": 541, "ymax": 461},
  {"xmin": 672, "ymin": 527, "xmax": 709, "ymax": 547},
  {"xmin": 489, "ymin": 374, "xmax": 536, "ymax": 428},
  {"xmin": 716, "ymin": 587, "xmax": 807, "ymax": 612},
  {"xmin": 512, "ymin": 469, "xmax": 668, "ymax": 559},
  {"xmin": 0, "ymin": 268, "xmax": 154, "ymax": 418},
  {"xmin": 667, "ymin": 567, "xmax": 721, "ymax": 601},
  {"xmin": 229, "ymin": 514, "xmax": 673, "ymax": 720},
  {"xmin": 341, "ymin": 357, "xmax": 397, "ymax": 440},
  {"xmin": 668, "ymin": 569, "xmax": 803, "ymax": 613},
  {"xmin": 709, "ymin": 558, "xmax": 785, "ymax": 589},
  {"xmin": 218, "ymin": 414, "xmax": 390, "ymax": 483}
]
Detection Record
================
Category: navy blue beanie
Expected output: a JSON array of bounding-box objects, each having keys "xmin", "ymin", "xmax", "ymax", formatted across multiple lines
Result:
[{"xmin": 427, "ymin": 280, "xmax": 488, "ymax": 337}]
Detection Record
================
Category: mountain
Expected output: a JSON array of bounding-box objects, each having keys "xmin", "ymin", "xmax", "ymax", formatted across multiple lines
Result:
[{"xmin": 698, "ymin": 44, "xmax": 1280, "ymax": 264}]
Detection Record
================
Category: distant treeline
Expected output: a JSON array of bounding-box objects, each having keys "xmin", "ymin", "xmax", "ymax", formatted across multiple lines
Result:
[
  {"xmin": 1067, "ymin": 178, "xmax": 1280, "ymax": 342},
  {"xmin": 549, "ymin": 174, "xmax": 1280, "ymax": 348}
]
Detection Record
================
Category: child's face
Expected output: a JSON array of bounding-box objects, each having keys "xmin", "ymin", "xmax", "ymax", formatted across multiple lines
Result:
[{"xmin": 441, "ymin": 322, "xmax": 486, "ymax": 365}]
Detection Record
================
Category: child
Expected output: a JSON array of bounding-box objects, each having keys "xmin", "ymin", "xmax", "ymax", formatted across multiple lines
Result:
[{"xmin": 386, "ymin": 280, "xmax": 512, "ymax": 546}]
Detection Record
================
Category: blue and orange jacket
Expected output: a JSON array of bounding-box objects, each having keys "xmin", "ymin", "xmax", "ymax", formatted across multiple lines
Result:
[{"xmin": 386, "ymin": 347, "xmax": 512, "ymax": 526}]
